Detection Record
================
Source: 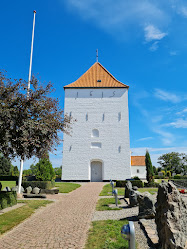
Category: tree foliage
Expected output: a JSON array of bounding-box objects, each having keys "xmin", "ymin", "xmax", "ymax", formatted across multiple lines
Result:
[
  {"xmin": 158, "ymin": 152, "xmax": 187, "ymax": 175},
  {"xmin": 0, "ymin": 70, "xmax": 71, "ymax": 160},
  {"xmin": 54, "ymin": 166, "xmax": 62, "ymax": 178},
  {"xmin": 34, "ymin": 157, "xmax": 55, "ymax": 181},
  {"xmin": 145, "ymin": 150, "xmax": 154, "ymax": 183},
  {"xmin": 0, "ymin": 154, "xmax": 12, "ymax": 175},
  {"xmin": 10, "ymin": 165, "xmax": 19, "ymax": 176}
]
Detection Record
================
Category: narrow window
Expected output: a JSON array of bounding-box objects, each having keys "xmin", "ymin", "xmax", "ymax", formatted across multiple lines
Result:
[
  {"xmin": 69, "ymin": 145, "xmax": 72, "ymax": 152},
  {"xmin": 102, "ymin": 113, "xmax": 105, "ymax": 121},
  {"xmin": 137, "ymin": 169, "xmax": 139, "ymax": 173},
  {"xmin": 118, "ymin": 146, "xmax": 121, "ymax": 153},
  {"xmin": 69, "ymin": 112, "xmax": 72, "ymax": 118},
  {"xmin": 91, "ymin": 142, "xmax": 101, "ymax": 148},
  {"xmin": 86, "ymin": 113, "xmax": 88, "ymax": 121},
  {"xmin": 92, "ymin": 129, "xmax": 99, "ymax": 137},
  {"xmin": 118, "ymin": 112, "xmax": 121, "ymax": 121}
]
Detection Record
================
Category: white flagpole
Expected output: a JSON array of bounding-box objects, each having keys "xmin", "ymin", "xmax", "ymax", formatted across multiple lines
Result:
[{"xmin": 18, "ymin": 10, "xmax": 36, "ymax": 194}]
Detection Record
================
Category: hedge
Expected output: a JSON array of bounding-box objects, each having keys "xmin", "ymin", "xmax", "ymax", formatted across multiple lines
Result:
[
  {"xmin": 173, "ymin": 175, "xmax": 187, "ymax": 179},
  {"xmin": 0, "ymin": 175, "xmax": 18, "ymax": 181},
  {"xmin": 0, "ymin": 191, "xmax": 17, "ymax": 210},
  {"xmin": 22, "ymin": 180, "xmax": 55, "ymax": 190},
  {"xmin": 144, "ymin": 182, "xmax": 159, "ymax": 187},
  {"xmin": 116, "ymin": 180, "xmax": 144, "ymax": 188}
]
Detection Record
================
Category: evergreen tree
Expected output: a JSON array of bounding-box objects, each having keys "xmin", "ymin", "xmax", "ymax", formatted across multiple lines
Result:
[
  {"xmin": 0, "ymin": 154, "xmax": 12, "ymax": 175},
  {"xmin": 145, "ymin": 150, "xmax": 154, "ymax": 183},
  {"xmin": 35, "ymin": 157, "xmax": 55, "ymax": 181}
]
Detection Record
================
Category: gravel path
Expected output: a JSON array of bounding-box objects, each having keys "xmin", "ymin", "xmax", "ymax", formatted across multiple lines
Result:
[
  {"xmin": 92, "ymin": 197, "xmax": 156, "ymax": 249},
  {"xmin": 0, "ymin": 182, "xmax": 104, "ymax": 249}
]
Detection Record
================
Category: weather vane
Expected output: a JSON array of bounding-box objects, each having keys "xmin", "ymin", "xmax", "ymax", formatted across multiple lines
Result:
[{"xmin": 96, "ymin": 49, "xmax": 98, "ymax": 62}]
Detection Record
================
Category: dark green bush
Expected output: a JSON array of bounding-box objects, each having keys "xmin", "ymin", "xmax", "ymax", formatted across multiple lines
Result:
[
  {"xmin": 154, "ymin": 175, "xmax": 163, "ymax": 179},
  {"xmin": 173, "ymin": 175, "xmax": 187, "ymax": 179},
  {"xmin": 116, "ymin": 180, "xmax": 144, "ymax": 188},
  {"xmin": 133, "ymin": 176, "xmax": 140, "ymax": 180},
  {"xmin": 0, "ymin": 191, "xmax": 17, "ymax": 210},
  {"xmin": 22, "ymin": 181, "xmax": 55, "ymax": 190},
  {"xmin": 144, "ymin": 182, "xmax": 159, "ymax": 187},
  {"xmin": 0, "ymin": 175, "xmax": 18, "ymax": 181}
]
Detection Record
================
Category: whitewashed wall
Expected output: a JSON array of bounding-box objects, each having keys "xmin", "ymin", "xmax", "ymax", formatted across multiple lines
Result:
[
  {"xmin": 131, "ymin": 166, "xmax": 146, "ymax": 179},
  {"xmin": 62, "ymin": 88, "xmax": 131, "ymax": 181}
]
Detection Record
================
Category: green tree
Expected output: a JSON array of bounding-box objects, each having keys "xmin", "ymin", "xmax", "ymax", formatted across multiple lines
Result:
[
  {"xmin": 35, "ymin": 157, "xmax": 55, "ymax": 181},
  {"xmin": 54, "ymin": 166, "xmax": 62, "ymax": 178},
  {"xmin": 10, "ymin": 165, "xmax": 19, "ymax": 176},
  {"xmin": 0, "ymin": 70, "xmax": 71, "ymax": 160},
  {"xmin": 0, "ymin": 154, "xmax": 12, "ymax": 175},
  {"xmin": 145, "ymin": 150, "xmax": 154, "ymax": 183},
  {"xmin": 23, "ymin": 169, "xmax": 32, "ymax": 176},
  {"xmin": 157, "ymin": 152, "xmax": 186, "ymax": 174},
  {"xmin": 153, "ymin": 166, "xmax": 157, "ymax": 175}
]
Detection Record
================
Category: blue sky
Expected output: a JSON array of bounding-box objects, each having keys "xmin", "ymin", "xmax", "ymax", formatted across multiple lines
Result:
[{"xmin": 1, "ymin": 0, "xmax": 187, "ymax": 168}]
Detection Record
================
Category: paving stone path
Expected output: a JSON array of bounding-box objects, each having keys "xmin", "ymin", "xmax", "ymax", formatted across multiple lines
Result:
[{"xmin": 0, "ymin": 182, "xmax": 104, "ymax": 249}]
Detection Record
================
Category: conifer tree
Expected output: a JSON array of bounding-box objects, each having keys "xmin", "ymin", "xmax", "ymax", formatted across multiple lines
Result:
[{"xmin": 145, "ymin": 150, "xmax": 154, "ymax": 183}]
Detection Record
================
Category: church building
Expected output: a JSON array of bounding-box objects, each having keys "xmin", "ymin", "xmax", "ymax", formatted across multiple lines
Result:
[{"xmin": 62, "ymin": 62, "xmax": 131, "ymax": 181}]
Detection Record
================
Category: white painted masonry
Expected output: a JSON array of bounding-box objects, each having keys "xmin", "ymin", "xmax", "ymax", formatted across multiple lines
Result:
[
  {"xmin": 62, "ymin": 88, "xmax": 131, "ymax": 181},
  {"xmin": 131, "ymin": 166, "xmax": 146, "ymax": 179}
]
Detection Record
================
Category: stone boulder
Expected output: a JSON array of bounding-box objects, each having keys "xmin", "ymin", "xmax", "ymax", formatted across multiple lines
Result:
[
  {"xmin": 137, "ymin": 192, "xmax": 156, "ymax": 219},
  {"xmin": 2, "ymin": 186, "xmax": 11, "ymax": 191},
  {"xmin": 129, "ymin": 190, "xmax": 139, "ymax": 207},
  {"xmin": 32, "ymin": 187, "xmax": 40, "ymax": 194},
  {"xmin": 124, "ymin": 181, "xmax": 132, "ymax": 198},
  {"xmin": 11, "ymin": 186, "xmax": 24, "ymax": 193},
  {"xmin": 132, "ymin": 186, "xmax": 138, "ymax": 191},
  {"xmin": 25, "ymin": 186, "xmax": 32, "ymax": 194},
  {"xmin": 155, "ymin": 181, "xmax": 187, "ymax": 249}
]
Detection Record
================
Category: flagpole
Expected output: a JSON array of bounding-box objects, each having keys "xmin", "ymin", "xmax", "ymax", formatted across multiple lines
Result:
[{"xmin": 18, "ymin": 10, "xmax": 36, "ymax": 194}]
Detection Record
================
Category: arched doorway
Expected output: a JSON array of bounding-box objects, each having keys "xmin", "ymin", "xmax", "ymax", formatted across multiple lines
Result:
[{"xmin": 91, "ymin": 161, "xmax": 102, "ymax": 182}]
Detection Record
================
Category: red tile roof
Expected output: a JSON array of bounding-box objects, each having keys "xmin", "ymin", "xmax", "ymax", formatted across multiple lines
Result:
[
  {"xmin": 131, "ymin": 156, "xmax": 146, "ymax": 166},
  {"xmin": 64, "ymin": 62, "xmax": 129, "ymax": 88}
]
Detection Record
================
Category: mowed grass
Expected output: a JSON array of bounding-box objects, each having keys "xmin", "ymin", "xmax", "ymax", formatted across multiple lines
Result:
[
  {"xmin": 100, "ymin": 184, "xmax": 158, "ymax": 196},
  {"xmin": 55, "ymin": 182, "xmax": 81, "ymax": 193},
  {"xmin": 0, "ymin": 181, "xmax": 16, "ymax": 189},
  {"xmin": 96, "ymin": 198, "xmax": 122, "ymax": 211},
  {"xmin": 99, "ymin": 184, "xmax": 125, "ymax": 196},
  {"xmin": 85, "ymin": 220, "xmax": 129, "ymax": 249},
  {"xmin": 0, "ymin": 200, "xmax": 52, "ymax": 235},
  {"xmin": 138, "ymin": 188, "xmax": 158, "ymax": 195}
]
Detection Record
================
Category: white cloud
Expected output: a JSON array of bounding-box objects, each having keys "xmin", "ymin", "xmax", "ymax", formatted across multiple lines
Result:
[
  {"xmin": 153, "ymin": 128, "xmax": 175, "ymax": 145},
  {"xmin": 144, "ymin": 25, "xmax": 167, "ymax": 42},
  {"xmin": 170, "ymin": 50, "xmax": 178, "ymax": 56},
  {"xmin": 154, "ymin": 89, "xmax": 181, "ymax": 103},
  {"xmin": 164, "ymin": 118, "xmax": 187, "ymax": 128},
  {"xmin": 149, "ymin": 41, "xmax": 159, "ymax": 51},
  {"xmin": 177, "ymin": 108, "xmax": 187, "ymax": 115},
  {"xmin": 137, "ymin": 137, "xmax": 153, "ymax": 141}
]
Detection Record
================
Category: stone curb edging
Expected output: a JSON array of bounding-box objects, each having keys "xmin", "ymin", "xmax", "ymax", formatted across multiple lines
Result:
[{"xmin": 139, "ymin": 218, "xmax": 159, "ymax": 248}]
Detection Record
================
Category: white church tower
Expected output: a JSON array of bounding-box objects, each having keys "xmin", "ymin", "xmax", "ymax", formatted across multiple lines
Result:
[{"xmin": 62, "ymin": 62, "xmax": 131, "ymax": 181}]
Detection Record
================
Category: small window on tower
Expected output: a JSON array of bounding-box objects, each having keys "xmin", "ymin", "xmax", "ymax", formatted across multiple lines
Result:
[
  {"xmin": 86, "ymin": 113, "xmax": 88, "ymax": 121},
  {"xmin": 118, "ymin": 146, "xmax": 121, "ymax": 153},
  {"xmin": 118, "ymin": 112, "xmax": 121, "ymax": 121},
  {"xmin": 69, "ymin": 112, "xmax": 72, "ymax": 118},
  {"xmin": 92, "ymin": 129, "xmax": 99, "ymax": 137},
  {"xmin": 102, "ymin": 113, "xmax": 105, "ymax": 121}
]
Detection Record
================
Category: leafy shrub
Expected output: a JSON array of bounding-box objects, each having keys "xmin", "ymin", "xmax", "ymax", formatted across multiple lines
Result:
[
  {"xmin": 0, "ymin": 191, "xmax": 17, "ymax": 210},
  {"xmin": 144, "ymin": 182, "xmax": 159, "ymax": 187},
  {"xmin": 116, "ymin": 180, "xmax": 144, "ymax": 188},
  {"xmin": 133, "ymin": 176, "xmax": 140, "ymax": 180},
  {"xmin": 154, "ymin": 175, "xmax": 163, "ymax": 179},
  {"xmin": 173, "ymin": 174, "xmax": 182, "ymax": 179},
  {"xmin": 35, "ymin": 158, "xmax": 55, "ymax": 181},
  {"xmin": 0, "ymin": 175, "xmax": 18, "ymax": 181},
  {"xmin": 161, "ymin": 170, "xmax": 165, "ymax": 177},
  {"xmin": 0, "ymin": 182, "xmax": 2, "ymax": 191},
  {"xmin": 22, "ymin": 181, "xmax": 55, "ymax": 190},
  {"xmin": 166, "ymin": 171, "xmax": 171, "ymax": 178}
]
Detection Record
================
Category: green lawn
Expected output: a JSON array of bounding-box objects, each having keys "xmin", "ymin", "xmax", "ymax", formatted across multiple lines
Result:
[
  {"xmin": 100, "ymin": 184, "xmax": 158, "ymax": 196},
  {"xmin": 96, "ymin": 198, "xmax": 122, "ymax": 211},
  {"xmin": 138, "ymin": 188, "xmax": 158, "ymax": 195},
  {"xmin": 155, "ymin": 179, "xmax": 169, "ymax": 184},
  {"xmin": 99, "ymin": 184, "xmax": 124, "ymax": 196},
  {"xmin": 55, "ymin": 182, "xmax": 81, "ymax": 193},
  {"xmin": 85, "ymin": 220, "xmax": 129, "ymax": 249},
  {"xmin": 0, "ymin": 200, "xmax": 52, "ymax": 235},
  {"xmin": 0, "ymin": 181, "xmax": 16, "ymax": 190}
]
